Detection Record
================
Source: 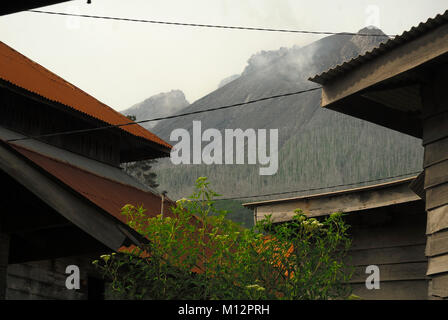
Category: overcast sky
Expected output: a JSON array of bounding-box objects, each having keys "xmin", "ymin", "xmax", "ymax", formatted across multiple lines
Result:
[{"xmin": 0, "ymin": 0, "xmax": 446, "ymax": 111}]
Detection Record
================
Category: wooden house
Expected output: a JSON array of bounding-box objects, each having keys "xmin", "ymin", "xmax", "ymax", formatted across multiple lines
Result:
[
  {"xmin": 0, "ymin": 40, "xmax": 173, "ymax": 299},
  {"xmin": 307, "ymin": 10, "xmax": 448, "ymax": 299},
  {"xmin": 244, "ymin": 177, "xmax": 428, "ymax": 299}
]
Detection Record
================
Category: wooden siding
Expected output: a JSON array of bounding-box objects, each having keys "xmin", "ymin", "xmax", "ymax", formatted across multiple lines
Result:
[
  {"xmin": 0, "ymin": 86, "xmax": 121, "ymax": 166},
  {"xmin": 344, "ymin": 205, "xmax": 428, "ymax": 300},
  {"xmin": 422, "ymin": 68, "xmax": 448, "ymax": 299},
  {"xmin": 6, "ymin": 256, "xmax": 101, "ymax": 300},
  {"xmin": 251, "ymin": 187, "xmax": 429, "ymax": 299}
]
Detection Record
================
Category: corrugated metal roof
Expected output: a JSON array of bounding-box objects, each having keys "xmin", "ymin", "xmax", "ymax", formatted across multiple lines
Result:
[
  {"xmin": 0, "ymin": 40, "xmax": 171, "ymax": 150},
  {"xmin": 309, "ymin": 10, "xmax": 448, "ymax": 85},
  {"xmin": 9, "ymin": 143, "xmax": 173, "ymax": 225}
]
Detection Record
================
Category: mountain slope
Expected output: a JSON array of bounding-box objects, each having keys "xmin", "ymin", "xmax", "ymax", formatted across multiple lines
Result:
[
  {"xmin": 122, "ymin": 90, "xmax": 189, "ymax": 129},
  {"xmin": 140, "ymin": 28, "xmax": 424, "ymax": 201}
]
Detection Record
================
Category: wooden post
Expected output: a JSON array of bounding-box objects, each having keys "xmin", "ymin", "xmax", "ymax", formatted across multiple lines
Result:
[
  {"xmin": 253, "ymin": 207, "xmax": 258, "ymax": 227},
  {"xmin": 160, "ymin": 191, "xmax": 167, "ymax": 218},
  {"xmin": 421, "ymin": 66, "xmax": 448, "ymax": 300},
  {"xmin": 0, "ymin": 232, "xmax": 10, "ymax": 300}
]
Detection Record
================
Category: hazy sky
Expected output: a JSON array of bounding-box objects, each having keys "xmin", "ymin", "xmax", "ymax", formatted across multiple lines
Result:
[{"xmin": 0, "ymin": 0, "xmax": 446, "ymax": 111}]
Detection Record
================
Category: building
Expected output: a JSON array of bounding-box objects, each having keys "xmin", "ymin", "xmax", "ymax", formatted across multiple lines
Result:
[
  {"xmin": 307, "ymin": 10, "xmax": 448, "ymax": 299},
  {"xmin": 244, "ymin": 177, "xmax": 429, "ymax": 299},
  {"xmin": 0, "ymin": 40, "xmax": 173, "ymax": 299}
]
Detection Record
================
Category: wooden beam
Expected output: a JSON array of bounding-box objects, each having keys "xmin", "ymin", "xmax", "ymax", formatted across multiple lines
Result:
[
  {"xmin": 0, "ymin": 141, "xmax": 132, "ymax": 251},
  {"xmin": 254, "ymin": 179, "xmax": 420, "ymax": 223}
]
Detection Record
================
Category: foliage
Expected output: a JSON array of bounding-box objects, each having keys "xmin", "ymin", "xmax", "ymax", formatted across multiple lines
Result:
[
  {"xmin": 212, "ymin": 199, "xmax": 254, "ymax": 228},
  {"xmin": 93, "ymin": 177, "xmax": 352, "ymax": 300},
  {"xmin": 122, "ymin": 159, "xmax": 160, "ymax": 189}
]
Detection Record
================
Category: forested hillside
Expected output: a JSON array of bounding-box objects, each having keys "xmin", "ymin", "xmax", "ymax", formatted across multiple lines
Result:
[{"xmin": 124, "ymin": 27, "xmax": 423, "ymax": 206}]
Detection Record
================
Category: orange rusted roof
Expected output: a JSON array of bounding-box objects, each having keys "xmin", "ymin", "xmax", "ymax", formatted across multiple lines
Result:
[
  {"xmin": 0, "ymin": 40, "xmax": 171, "ymax": 149},
  {"xmin": 9, "ymin": 143, "xmax": 173, "ymax": 225}
]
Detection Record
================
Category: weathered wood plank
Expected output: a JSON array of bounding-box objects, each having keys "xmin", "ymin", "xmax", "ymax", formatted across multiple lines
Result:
[
  {"xmin": 423, "ymin": 111, "xmax": 448, "ymax": 145},
  {"xmin": 347, "ymin": 245, "xmax": 426, "ymax": 266},
  {"xmin": 6, "ymin": 288, "xmax": 48, "ymax": 300},
  {"xmin": 427, "ymin": 206, "xmax": 448, "ymax": 235},
  {"xmin": 424, "ymin": 160, "xmax": 448, "ymax": 189},
  {"xmin": 350, "ymin": 262, "xmax": 428, "ymax": 283},
  {"xmin": 424, "ymin": 137, "xmax": 448, "ymax": 167},
  {"xmin": 255, "ymin": 181, "xmax": 419, "ymax": 223},
  {"xmin": 6, "ymin": 274, "xmax": 85, "ymax": 300},
  {"xmin": 427, "ymin": 254, "xmax": 448, "ymax": 275},
  {"xmin": 426, "ymin": 230, "xmax": 448, "ymax": 256},
  {"xmin": 7, "ymin": 263, "xmax": 64, "ymax": 287},
  {"xmin": 425, "ymin": 182, "xmax": 448, "ymax": 210},
  {"xmin": 428, "ymin": 273, "xmax": 448, "ymax": 298},
  {"xmin": 350, "ymin": 280, "xmax": 428, "ymax": 300},
  {"xmin": 350, "ymin": 224, "xmax": 426, "ymax": 251}
]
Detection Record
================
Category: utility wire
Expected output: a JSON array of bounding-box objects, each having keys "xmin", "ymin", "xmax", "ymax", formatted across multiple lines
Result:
[
  {"xmin": 6, "ymin": 86, "xmax": 322, "ymax": 142},
  {"xmin": 215, "ymin": 171, "xmax": 420, "ymax": 201},
  {"xmin": 28, "ymin": 9, "xmax": 396, "ymax": 38}
]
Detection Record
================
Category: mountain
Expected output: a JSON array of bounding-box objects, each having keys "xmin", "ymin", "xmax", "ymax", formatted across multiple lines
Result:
[
  {"xmin": 131, "ymin": 27, "xmax": 424, "ymax": 208},
  {"xmin": 122, "ymin": 89, "xmax": 189, "ymax": 129},
  {"xmin": 218, "ymin": 74, "xmax": 240, "ymax": 88}
]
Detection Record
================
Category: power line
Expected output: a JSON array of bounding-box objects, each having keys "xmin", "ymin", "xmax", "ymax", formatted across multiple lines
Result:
[
  {"xmin": 6, "ymin": 86, "xmax": 322, "ymax": 142},
  {"xmin": 28, "ymin": 9, "xmax": 396, "ymax": 38},
  {"xmin": 215, "ymin": 171, "xmax": 420, "ymax": 201}
]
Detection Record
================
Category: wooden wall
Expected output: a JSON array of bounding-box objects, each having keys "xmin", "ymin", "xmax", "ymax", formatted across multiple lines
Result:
[
  {"xmin": 6, "ymin": 255, "xmax": 103, "ymax": 300},
  {"xmin": 0, "ymin": 86, "xmax": 121, "ymax": 166},
  {"xmin": 344, "ymin": 202, "xmax": 428, "ymax": 299},
  {"xmin": 421, "ymin": 67, "xmax": 448, "ymax": 299}
]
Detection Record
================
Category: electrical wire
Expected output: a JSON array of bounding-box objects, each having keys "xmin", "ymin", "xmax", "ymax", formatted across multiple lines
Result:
[
  {"xmin": 6, "ymin": 86, "xmax": 322, "ymax": 142},
  {"xmin": 28, "ymin": 9, "xmax": 396, "ymax": 38}
]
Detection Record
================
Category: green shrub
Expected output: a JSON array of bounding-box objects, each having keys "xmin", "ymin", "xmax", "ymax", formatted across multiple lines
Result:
[{"xmin": 93, "ymin": 177, "xmax": 352, "ymax": 300}]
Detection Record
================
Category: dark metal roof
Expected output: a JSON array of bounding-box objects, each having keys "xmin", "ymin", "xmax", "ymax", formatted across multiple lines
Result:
[{"xmin": 309, "ymin": 10, "xmax": 448, "ymax": 85}]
